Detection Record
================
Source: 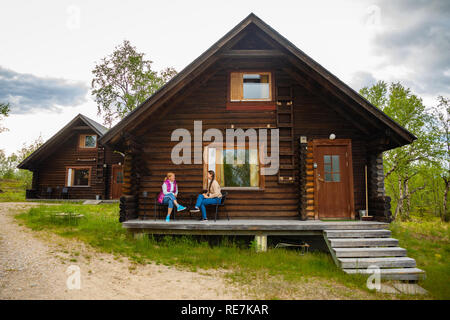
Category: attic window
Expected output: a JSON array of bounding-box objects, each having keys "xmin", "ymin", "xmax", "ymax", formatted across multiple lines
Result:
[
  {"xmin": 230, "ymin": 72, "xmax": 272, "ymax": 101},
  {"xmin": 79, "ymin": 134, "xmax": 97, "ymax": 148}
]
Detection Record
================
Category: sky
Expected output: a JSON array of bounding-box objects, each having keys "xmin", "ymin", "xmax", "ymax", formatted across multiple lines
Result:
[{"xmin": 0, "ymin": 0, "xmax": 449, "ymax": 156}]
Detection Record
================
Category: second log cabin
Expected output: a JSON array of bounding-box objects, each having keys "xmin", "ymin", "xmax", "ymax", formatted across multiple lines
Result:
[{"xmin": 18, "ymin": 114, "xmax": 124, "ymax": 200}]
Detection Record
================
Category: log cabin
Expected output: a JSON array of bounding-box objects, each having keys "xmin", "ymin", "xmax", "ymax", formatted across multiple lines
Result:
[
  {"xmin": 18, "ymin": 113, "xmax": 124, "ymax": 200},
  {"xmin": 99, "ymin": 13, "xmax": 416, "ymax": 223}
]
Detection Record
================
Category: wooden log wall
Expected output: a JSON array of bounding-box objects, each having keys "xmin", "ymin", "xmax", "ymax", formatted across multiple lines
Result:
[
  {"xmin": 134, "ymin": 68, "xmax": 298, "ymax": 219},
  {"xmin": 119, "ymin": 133, "xmax": 148, "ymax": 222},
  {"xmin": 368, "ymin": 152, "xmax": 392, "ymax": 221},
  {"xmin": 296, "ymin": 138, "xmax": 308, "ymax": 220}
]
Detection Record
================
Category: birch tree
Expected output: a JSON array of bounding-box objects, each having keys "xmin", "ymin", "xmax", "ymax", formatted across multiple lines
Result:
[{"xmin": 91, "ymin": 40, "xmax": 177, "ymax": 127}]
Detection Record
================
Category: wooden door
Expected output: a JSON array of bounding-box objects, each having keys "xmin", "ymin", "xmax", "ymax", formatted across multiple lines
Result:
[
  {"xmin": 314, "ymin": 140, "xmax": 354, "ymax": 219},
  {"xmin": 111, "ymin": 164, "xmax": 123, "ymax": 199}
]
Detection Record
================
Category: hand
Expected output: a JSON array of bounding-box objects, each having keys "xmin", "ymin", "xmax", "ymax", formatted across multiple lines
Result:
[{"xmin": 202, "ymin": 193, "xmax": 208, "ymax": 198}]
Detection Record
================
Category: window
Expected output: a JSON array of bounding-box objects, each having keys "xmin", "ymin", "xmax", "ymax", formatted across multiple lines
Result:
[
  {"xmin": 230, "ymin": 72, "xmax": 272, "ymax": 101},
  {"xmin": 66, "ymin": 167, "xmax": 91, "ymax": 187},
  {"xmin": 324, "ymin": 155, "xmax": 340, "ymax": 182},
  {"xmin": 206, "ymin": 147, "xmax": 260, "ymax": 188},
  {"xmin": 79, "ymin": 134, "xmax": 97, "ymax": 148},
  {"xmin": 116, "ymin": 171, "xmax": 124, "ymax": 184}
]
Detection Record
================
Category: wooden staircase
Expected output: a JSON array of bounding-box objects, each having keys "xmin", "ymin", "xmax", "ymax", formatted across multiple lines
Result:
[
  {"xmin": 276, "ymin": 84, "xmax": 295, "ymax": 184},
  {"xmin": 323, "ymin": 224, "xmax": 426, "ymax": 281}
]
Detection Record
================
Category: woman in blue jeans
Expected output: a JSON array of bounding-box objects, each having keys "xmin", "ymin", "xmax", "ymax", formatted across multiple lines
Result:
[
  {"xmin": 157, "ymin": 172, "xmax": 187, "ymax": 222},
  {"xmin": 190, "ymin": 170, "xmax": 222, "ymax": 221}
]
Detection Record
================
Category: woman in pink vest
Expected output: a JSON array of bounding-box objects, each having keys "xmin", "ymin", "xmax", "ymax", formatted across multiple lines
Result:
[{"xmin": 158, "ymin": 172, "xmax": 186, "ymax": 222}]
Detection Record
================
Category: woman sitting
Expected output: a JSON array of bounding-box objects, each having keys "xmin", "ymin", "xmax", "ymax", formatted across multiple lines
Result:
[
  {"xmin": 190, "ymin": 170, "xmax": 222, "ymax": 221},
  {"xmin": 157, "ymin": 172, "xmax": 186, "ymax": 222}
]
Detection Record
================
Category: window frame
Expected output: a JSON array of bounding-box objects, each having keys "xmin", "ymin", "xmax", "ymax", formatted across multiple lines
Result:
[
  {"xmin": 79, "ymin": 134, "xmax": 98, "ymax": 149},
  {"xmin": 65, "ymin": 166, "xmax": 92, "ymax": 187},
  {"xmin": 203, "ymin": 143, "xmax": 265, "ymax": 191},
  {"xmin": 226, "ymin": 70, "xmax": 276, "ymax": 111}
]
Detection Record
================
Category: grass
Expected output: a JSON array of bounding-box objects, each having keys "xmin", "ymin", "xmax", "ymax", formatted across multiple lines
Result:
[
  {"xmin": 0, "ymin": 179, "xmax": 26, "ymax": 202},
  {"xmin": 14, "ymin": 203, "xmax": 382, "ymax": 299},
  {"xmin": 390, "ymin": 215, "xmax": 450, "ymax": 300},
  {"xmin": 13, "ymin": 203, "xmax": 449, "ymax": 299}
]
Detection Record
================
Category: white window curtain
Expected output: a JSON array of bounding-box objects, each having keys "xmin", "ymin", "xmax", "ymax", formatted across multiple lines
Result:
[{"xmin": 67, "ymin": 168, "xmax": 73, "ymax": 187}]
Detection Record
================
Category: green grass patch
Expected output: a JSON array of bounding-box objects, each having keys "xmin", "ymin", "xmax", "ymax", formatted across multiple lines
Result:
[
  {"xmin": 0, "ymin": 179, "xmax": 26, "ymax": 202},
  {"xmin": 390, "ymin": 215, "xmax": 450, "ymax": 300}
]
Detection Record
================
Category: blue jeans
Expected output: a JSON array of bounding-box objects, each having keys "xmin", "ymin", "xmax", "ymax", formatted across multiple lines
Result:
[
  {"xmin": 195, "ymin": 194, "xmax": 221, "ymax": 219},
  {"xmin": 162, "ymin": 193, "xmax": 177, "ymax": 210}
]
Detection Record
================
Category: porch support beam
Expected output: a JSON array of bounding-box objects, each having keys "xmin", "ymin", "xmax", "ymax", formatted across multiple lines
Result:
[
  {"xmin": 220, "ymin": 49, "xmax": 285, "ymax": 58},
  {"xmin": 255, "ymin": 234, "xmax": 268, "ymax": 252}
]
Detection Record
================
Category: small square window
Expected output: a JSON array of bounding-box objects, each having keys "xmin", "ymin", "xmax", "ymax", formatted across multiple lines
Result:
[
  {"xmin": 230, "ymin": 72, "xmax": 272, "ymax": 101},
  {"xmin": 80, "ymin": 134, "xmax": 97, "ymax": 148}
]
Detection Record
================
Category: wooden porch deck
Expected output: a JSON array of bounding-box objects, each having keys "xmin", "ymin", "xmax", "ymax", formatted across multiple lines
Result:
[{"xmin": 122, "ymin": 219, "xmax": 389, "ymax": 236}]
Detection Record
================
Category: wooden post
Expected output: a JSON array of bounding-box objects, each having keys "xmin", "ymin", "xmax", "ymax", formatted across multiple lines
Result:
[
  {"xmin": 297, "ymin": 137, "xmax": 308, "ymax": 220},
  {"xmin": 133, "ymin": 231, "xmax": 147, "ymax": 240},
  {"xmin": 365, "ymin": 165, "xmax": 368, "ymax": 216},
  {"xmin": 118, "ymin": 132, "xmax": 149, "ymax": 222},
  {"xmin": 255, "ymin": 234, "xmax": 267, "ymax": 252},
  {"xmin": 367, "ymin": 152, "xmax": 392, "ymax": 222}
]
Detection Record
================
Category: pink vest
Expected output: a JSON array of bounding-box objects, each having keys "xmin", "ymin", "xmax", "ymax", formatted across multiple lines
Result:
[{"xmin": 157, "ymin": 179, "xmax": 177, "ymax": 204}]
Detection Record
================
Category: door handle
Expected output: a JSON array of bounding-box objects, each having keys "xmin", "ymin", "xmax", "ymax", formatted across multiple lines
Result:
[{"xmin": 318, "ymin": 177, "xmax": 324, "ymax": 182}]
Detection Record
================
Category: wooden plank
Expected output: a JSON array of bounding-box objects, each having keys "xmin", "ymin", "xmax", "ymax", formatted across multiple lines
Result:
[
  {"xmin": 324, "ymin": 229, "xmax": 391, "ymax": 238},
  {"xmin": 220, "ymin": 49, "xmax": 285, "ymax": 57},
  {"xmin": 329, "ymin": 237, "xmax": 398, "ymax": 247},
  {"xmin": 338, "ymin": 257, "xmax": 416, "ymax": 269},
  {"xmin": 333, "ymin": 247, "xmax": 407, "ymax": 258},
  {"xmin": 343, "ymin": 268, "xmax": 425, "ymax": 281}
]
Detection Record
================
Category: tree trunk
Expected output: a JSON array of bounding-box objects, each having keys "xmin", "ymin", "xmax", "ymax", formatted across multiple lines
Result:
[
  {"xmin": 443, "ymin": 177, "xmax": 449, "ymax": 222},
  {"xmin": 404, "ymin": 178, "xmax": 410, "ymax": 220},
  {"xmin": 393, "ymin": 176, "xmax": 403, "ymax": 220}
]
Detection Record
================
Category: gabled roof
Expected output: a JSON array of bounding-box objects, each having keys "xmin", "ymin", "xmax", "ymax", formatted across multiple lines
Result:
[
  {"xmin": 100, "ymin": 13, "xmax": 416, "ymax": 148},
  {"xmin": 17, "ymin": 114, "xmax": 108, "ymax": 170}
]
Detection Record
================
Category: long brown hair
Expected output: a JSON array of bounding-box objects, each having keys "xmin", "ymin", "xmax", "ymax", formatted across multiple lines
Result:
[{"xmin": 207, "ymin": 170, "xmax": 215, "ymax": 193}]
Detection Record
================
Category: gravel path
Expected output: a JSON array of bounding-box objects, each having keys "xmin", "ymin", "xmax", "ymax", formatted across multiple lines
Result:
[{"xmin": 0, "ymin": 203, "xmax": 247, "ymax": 300}]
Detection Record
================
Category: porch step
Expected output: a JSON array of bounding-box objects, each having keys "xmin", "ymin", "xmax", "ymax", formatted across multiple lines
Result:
[
  {"xmin": 323, "ymin": 222, "xmax": 389, "ymax": 230},
  {"xmin": 323, "ymin": 225, "xmax": 425, "ymax": 281},
  {"xmin": 343, "ymin": 268, "xmax": 426, "ymax": 281},
  {"xmin": 333, "ymin": 247, "xmax": 407, "ymax": 258},
  {"xmin": 328, "ymin": 237, "xmax": 398, "ymax": 247},
  {"xmin": 338, "ymin": 257, "xmax": 416, "ymax": 269},
  {"xmin": 324, "ymin": 229, "xmax": 391, "ymax": 238}
]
